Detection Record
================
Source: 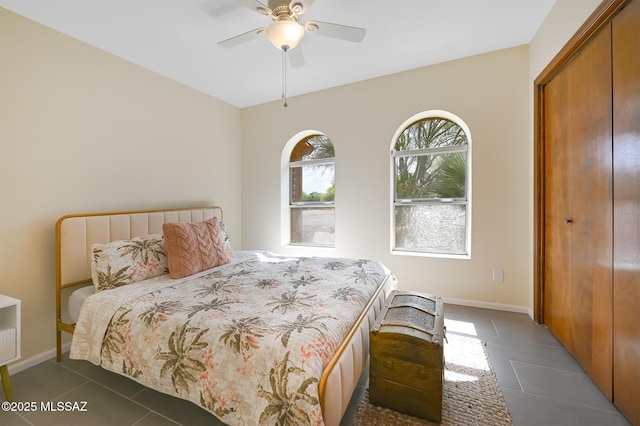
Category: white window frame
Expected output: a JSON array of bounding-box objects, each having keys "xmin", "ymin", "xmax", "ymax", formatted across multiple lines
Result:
[
  {"xmin": 390, "ymin": 110, "xmax": 472, "ymax": 258},
  {"xmin": 280, "ymin": 131, "xmax": 335, "ymax": 248}
]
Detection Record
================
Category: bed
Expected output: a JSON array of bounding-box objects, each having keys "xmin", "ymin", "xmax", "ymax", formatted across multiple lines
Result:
[{"xmin": 55, "ymin": 206, "xmax": 396, "ymax": 425}]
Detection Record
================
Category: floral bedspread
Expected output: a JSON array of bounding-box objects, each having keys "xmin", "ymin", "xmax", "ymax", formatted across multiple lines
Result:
[{"xmin": 70, "ymin": 251, "xmax": 391, "ymax": 425}]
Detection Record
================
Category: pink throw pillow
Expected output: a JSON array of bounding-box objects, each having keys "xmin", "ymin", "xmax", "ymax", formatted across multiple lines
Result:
[{"xmin": 163, "ymin": 217, "xmax": 230, "ymax": 279}]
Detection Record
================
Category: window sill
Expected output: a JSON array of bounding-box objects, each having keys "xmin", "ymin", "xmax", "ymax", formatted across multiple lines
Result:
[
  {"xmin": 282, "ymin": 244, "xmax": 336, "ymax": 254},
  {"xmin": 391, "ymin": 249, "xmax": 470, "ymax": 260}
]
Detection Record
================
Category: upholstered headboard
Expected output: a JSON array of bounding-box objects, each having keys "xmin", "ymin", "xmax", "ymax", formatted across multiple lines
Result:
[
  {"xmin": 56, "ymin": 206, "xmax": 222, "ymax": 287},
  {"xmin": 54, "ymin": 206, "xmax": 222, "ymax": 360}
]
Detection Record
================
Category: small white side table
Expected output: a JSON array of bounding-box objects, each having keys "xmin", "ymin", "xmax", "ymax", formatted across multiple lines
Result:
[{"xmin": 0, "ymin": 295, "xmax": 21, "ymax": 402}]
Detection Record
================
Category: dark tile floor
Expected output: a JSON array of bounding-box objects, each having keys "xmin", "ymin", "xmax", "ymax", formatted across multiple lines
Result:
[{"xmin": 0, "ymin": 305, "xmax": 631, "ymax": 425}]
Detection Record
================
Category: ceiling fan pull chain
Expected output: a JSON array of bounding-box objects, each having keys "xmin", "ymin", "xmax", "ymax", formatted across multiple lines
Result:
[{"xmin": 282, "ymin": 46, "xmax": 288, "ymax": 107}]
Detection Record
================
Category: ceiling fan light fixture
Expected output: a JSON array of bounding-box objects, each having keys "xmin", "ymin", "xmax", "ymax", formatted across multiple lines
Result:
[{"xmin": 265, "ymin": 18, "xmax": 305, "ymax": 50}]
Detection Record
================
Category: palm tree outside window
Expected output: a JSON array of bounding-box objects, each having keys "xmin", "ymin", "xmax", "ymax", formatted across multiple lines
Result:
[{"xmin": 392, "ymin": 112, "xmax": 471, "ymax": 256}]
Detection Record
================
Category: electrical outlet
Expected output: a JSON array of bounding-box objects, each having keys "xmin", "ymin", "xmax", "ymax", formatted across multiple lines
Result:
[{"xmin": 492, "ymin": 268, "xmax": 504, "ymax": 283}]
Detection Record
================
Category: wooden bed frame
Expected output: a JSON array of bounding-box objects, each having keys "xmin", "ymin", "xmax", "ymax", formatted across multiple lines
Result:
[{"xmin": 55, "ymin": 206, "xmax": 393, "ymax": 425}]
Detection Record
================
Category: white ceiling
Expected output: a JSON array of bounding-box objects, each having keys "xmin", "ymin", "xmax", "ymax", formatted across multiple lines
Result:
[{"xmin": 0, "ymin": 0, "xmax": 557, "ymax": 108}]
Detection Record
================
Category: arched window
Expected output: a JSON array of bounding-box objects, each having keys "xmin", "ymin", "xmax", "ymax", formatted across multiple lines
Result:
[
  {"xmin": 391, "ymin": 111, "xmax": 471, "ymax": 257},
  {"xmin": 288, "ymin": 134, "xmax": 335, "ymax": 247}
]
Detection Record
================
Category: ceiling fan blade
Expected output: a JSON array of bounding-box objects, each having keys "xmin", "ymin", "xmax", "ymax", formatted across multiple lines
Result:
[
  {"xmin": 237, "ymin": 0, "xmax": 272, "ymax": 16},
  {"xmin": 304, "ymin": 20, "xmax": 366, "ymax": 43},
  {"xmin": 217, "ymin": 27, "xmax": 266, "ymax": 48},
  {"xmin": 288, "ymin": 46, "xmax": 306, "ymax": 68}
]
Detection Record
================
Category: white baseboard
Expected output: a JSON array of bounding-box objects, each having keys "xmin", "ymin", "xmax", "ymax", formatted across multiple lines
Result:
[
  {"xmin": 4, "ymin": 342, "xmax": 71, "ymax": 376},
  {"xmin": 442, "ymin": 297, "xmax": 532, "ymax": 318}
]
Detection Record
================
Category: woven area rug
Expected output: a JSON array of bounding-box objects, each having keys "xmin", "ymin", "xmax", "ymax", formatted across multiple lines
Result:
[{"xmin": 353, "ymin": 333, "xmax": 512, "ymax": 425}]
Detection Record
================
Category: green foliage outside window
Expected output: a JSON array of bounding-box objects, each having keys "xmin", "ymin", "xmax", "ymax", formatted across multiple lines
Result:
[
  {"xmin": 393, "ymin": 116, "xmax": 470, "ymax": 255},
  {"xmin": 301, "ymin": 183, "xmax": 335, "ymax": 202},
  {"xmin": 395, "ymin": 118, "xmax": 467, "ymax": 200}
]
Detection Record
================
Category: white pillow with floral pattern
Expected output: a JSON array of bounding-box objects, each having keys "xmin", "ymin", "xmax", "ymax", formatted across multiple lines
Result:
[
  {"xmin": 220, "ymin": 221, "xmax": 233, "ymax": 255},
  {"xmin": 90, "ymin": 233, "xmax": 168, "ymax": 292}
]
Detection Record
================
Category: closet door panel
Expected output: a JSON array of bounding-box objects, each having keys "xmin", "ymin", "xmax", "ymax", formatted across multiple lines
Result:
[
  {"xmin": 543, "ymin": 24, "xmax": 613, "ymax": 399},
  {"xmin": 613, "ymin": 0, "xmax": 640, "ymax": 423},
  {"xmin": 569, "ymin": 25, "xmax": 613, "ymax": 400},
  {"xmin": 543, "ymin": 72, "xmax": 573, "ymax": 352}
]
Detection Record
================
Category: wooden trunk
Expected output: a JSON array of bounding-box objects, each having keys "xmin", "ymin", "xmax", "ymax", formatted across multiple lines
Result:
[{"xmin": 369, "ymin": 290, "xmax": 445, "ymax": 422}]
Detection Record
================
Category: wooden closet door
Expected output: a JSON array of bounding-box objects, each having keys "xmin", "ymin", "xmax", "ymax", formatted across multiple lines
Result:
[
  {"xmin": 543, "ymin": 70, "xmax": 573, "ymax": 352},
  {"xmin": 543, "ymin": 24, "xmax": 613, "ymax": 399},
  {"xmin": 613, "ymin": 0, "xmax": 640, "ymax": 423}
]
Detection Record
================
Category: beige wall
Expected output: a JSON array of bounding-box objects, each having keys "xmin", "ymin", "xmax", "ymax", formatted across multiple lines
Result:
[
  {"xmin": 242, "ymin": 45, "xmax": 532, "ymax": 310},
  {"xmin": 0, "ymin": 8, "xmax": 243, "ymax": 363}
]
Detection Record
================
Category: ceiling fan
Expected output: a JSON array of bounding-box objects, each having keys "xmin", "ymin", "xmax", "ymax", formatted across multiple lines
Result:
[{"xmin": 217, "ymin": 0, "xmax": 366, "ymax": 53}]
